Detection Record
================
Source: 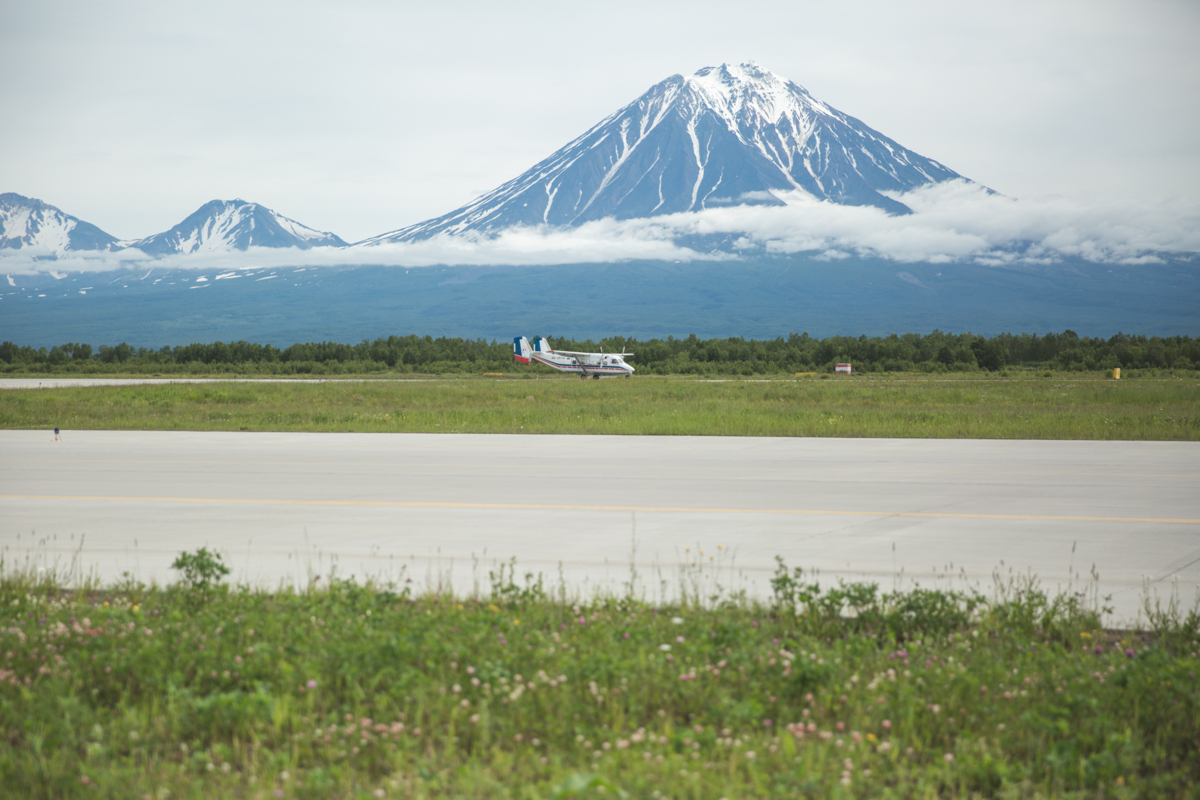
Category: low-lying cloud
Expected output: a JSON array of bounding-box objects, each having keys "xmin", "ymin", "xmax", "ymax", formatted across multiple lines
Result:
[{"xmin": 3, "ymin": 181, "xmax": 1197, "ymax": 275}]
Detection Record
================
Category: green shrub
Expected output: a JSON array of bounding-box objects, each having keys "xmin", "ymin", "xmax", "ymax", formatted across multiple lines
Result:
[{"xmin": 170, "ymin": 547, "xmax": 230, "ymax": 593}]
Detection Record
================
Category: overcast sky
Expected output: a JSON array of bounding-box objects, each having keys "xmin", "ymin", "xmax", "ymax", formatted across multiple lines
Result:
[{"xmin": 2, "ymin": 0, "xmax": 1197, "ymax": 244}]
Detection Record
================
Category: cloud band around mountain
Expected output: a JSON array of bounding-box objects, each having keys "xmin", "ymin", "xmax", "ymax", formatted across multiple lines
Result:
[{"xmin": 2, "ymin": 181, "xmax": 1196, "ymax": 275}]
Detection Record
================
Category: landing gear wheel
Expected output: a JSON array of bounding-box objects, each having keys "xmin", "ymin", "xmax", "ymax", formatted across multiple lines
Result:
[{"xmin": 592, "ymin": 374, "xmax": 601, "ymax": 380}]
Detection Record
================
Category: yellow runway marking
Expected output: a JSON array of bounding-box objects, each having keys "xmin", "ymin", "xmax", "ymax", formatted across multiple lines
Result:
[{"xmin": 2, "ymin": 494, "xmax": 1197, "ymax": 525}]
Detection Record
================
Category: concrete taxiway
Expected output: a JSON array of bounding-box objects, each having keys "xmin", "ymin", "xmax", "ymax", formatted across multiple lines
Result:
[{"xmin": 2, "ymin": 430, "xmax": 1197, "ymax": 622}]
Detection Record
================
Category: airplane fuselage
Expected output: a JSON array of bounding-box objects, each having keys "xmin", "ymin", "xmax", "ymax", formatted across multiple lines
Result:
[{"xmin": 531, "ymin": 350, "xmax": 634, "ymax": 378}]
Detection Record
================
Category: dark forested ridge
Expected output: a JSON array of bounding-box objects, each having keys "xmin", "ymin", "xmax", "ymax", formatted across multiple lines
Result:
[{"xmin": 3, "ymin": 331, "xmax": 1198, "ymax": 375}]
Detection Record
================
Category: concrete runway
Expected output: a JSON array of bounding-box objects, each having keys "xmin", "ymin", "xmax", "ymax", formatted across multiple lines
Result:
[{"xmin": 2, "ymin": 430, "xmax": 1198, "ymax": 622}]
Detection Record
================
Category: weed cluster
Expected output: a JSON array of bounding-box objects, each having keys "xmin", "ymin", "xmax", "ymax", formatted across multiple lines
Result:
[{"xmin": 1, "ymin": 556, "xmax": 1197, "ymax": 798}]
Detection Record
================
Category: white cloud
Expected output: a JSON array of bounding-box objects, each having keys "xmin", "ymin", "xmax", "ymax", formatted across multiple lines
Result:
[{"xmin": 2, "ymin": 181, "xmax": 1197, "ymax": 275}]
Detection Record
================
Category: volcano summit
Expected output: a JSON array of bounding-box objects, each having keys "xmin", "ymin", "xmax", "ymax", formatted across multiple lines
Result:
[{"xmin": 367, "ymin": 62, "xmax": 969, "ymax": 243}]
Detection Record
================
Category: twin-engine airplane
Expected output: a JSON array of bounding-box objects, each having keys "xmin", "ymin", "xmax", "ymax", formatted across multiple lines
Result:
[{"xmin": 513, "ymin": 336, "xmax": 634, "ymax": 378}]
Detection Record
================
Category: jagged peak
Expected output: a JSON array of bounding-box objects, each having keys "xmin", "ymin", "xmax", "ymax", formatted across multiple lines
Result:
[{"xmin": 682, "ymin": 62, "xmax": 831, "ymax": 127}]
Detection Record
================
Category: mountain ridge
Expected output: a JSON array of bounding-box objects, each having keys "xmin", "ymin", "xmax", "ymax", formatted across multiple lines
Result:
[
  {"xmin": 123, "ymin": 199, "xmax": 347, "ymax": 255},
  {"xmin": 0, "ymin": 194, "xmax": 347, "ymax": 259},
  {"xmin": 0, "ymin": 193, "xmax": 120, "ymax": 256}
]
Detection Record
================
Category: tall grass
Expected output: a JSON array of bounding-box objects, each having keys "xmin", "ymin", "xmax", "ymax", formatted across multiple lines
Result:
[
  {"xmin": 2, "ymin": 556, "xmax": 1197, "ymax": 798},
  {"xmin": 3, "ymin": 374, "xmax": 1197, "ymax": 439}
]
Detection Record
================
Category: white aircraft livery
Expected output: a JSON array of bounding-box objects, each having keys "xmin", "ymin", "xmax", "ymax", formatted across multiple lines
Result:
[{"xmin": 513, "ymin": 336, "xmax": 635, "ymax": 378}]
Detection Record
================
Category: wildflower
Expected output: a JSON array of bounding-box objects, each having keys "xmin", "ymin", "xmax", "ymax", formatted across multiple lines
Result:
[
  {"xmin": 1125, "ymin": 648, "xmax": 1135, "ymax": 658},
  {"xmin": 659, "ymin": 644, "xmax": 672, "ymax": 652},
  {"xmin": 882, "ymin": 719, "xmax": 891, "ymax": 729},
  {"xmin": 744, "ymin": 751, "xmax": 756, "ymax": 760},
  {"xmin": 469, "ymin": 714, "xmax": 480, "ymax": 724},
  {"xmin": 671, "ymin": 617, "xmax": 684, "ymax": 625},
  {"xmin": 944, "ymin": 753, "xmax": 954, "ymax": 763},
  {"xmin": 676, "ymin": 635, "xmax": 685, "ymax": 643},
  {"xmin": 307, "ymin": 679, "xmax": 317, "ymax": 690},
  {"xmin": 763, "ymin": 719, "xmax": 772, "ymax": 727}
]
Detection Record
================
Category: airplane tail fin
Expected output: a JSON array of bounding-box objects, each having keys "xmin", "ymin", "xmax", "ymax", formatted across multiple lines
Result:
[
  {"xmin": 533, "ymin": 336, "xmax": 553, "ymax": 353},
  {"xmin": 513, "ymin": 336, "xmax": 532, "ymax": 364}
]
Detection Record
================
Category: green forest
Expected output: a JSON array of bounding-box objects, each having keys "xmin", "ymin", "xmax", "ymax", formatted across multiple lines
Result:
[{"xmin": 2, "ymin": 330, "xmax": 1198, "ymax": 375}]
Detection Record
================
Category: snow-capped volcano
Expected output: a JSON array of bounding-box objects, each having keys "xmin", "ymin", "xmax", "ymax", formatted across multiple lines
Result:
[
  {"xmin": 125, "ymin": 199, "xmax": 347, "ymax": 255},
  {"xmin": 1, "ymin": 193, "xmax": 119, "ymax": 256},
  {"xmin": 366, "ymin": 62, "xmax": 967, "ymax": 243}
]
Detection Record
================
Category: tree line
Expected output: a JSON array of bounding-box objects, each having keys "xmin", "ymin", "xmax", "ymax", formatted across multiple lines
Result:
[{"xmin": 2, "ymin": 331, "xmax": 1198, "ymax": 375}]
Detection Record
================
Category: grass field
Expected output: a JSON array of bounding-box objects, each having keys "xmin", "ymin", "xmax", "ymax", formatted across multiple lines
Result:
[
  {"xmin": 2, "ymin": 557, "xmax": 1197, "ymax": 799},
  {"xmin": 2, "ymin": 373, "xmax": 1197, "ymax": 439}
]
